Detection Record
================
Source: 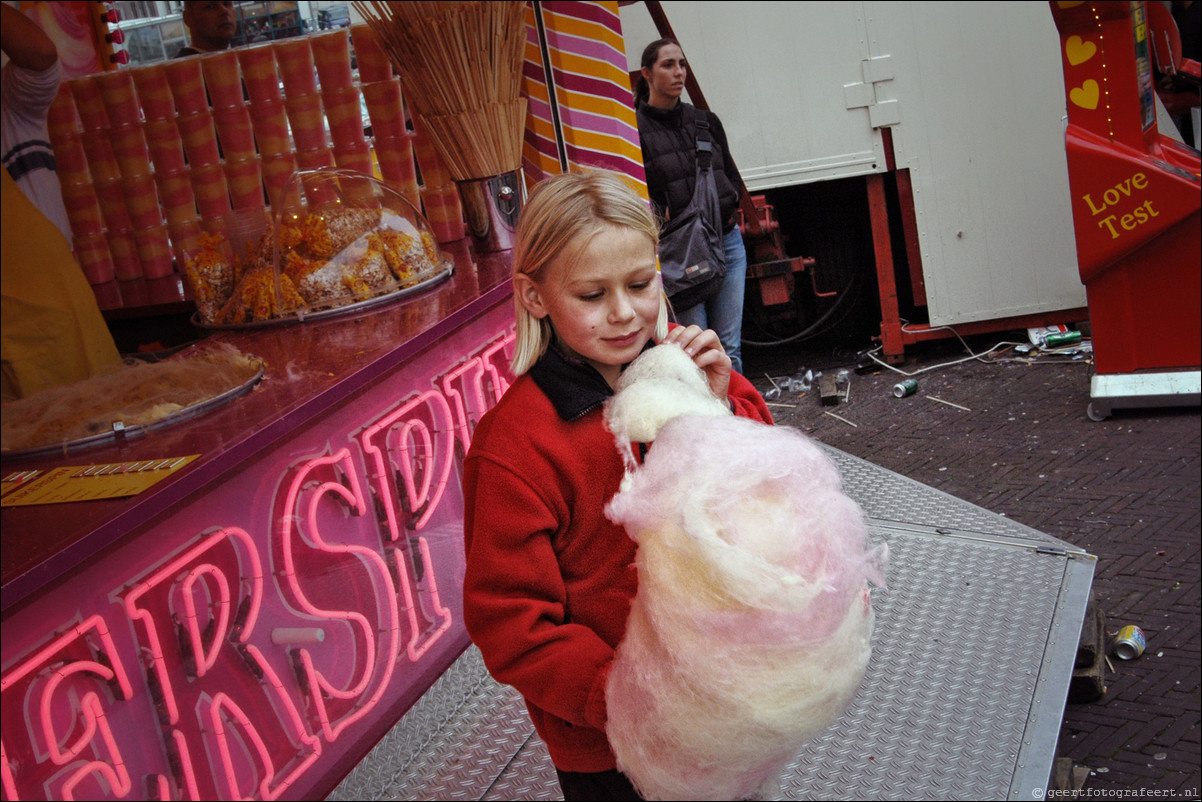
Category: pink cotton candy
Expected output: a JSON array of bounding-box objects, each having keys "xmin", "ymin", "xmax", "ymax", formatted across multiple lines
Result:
[{"xmin": 603, "ymin": 351, "xmax": 885, "ymax": 801}]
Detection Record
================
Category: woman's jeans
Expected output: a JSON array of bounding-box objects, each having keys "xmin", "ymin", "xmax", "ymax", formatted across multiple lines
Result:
[{"xmin": 672, "ymin": 225, "xmax": 748, "ymax": 374}]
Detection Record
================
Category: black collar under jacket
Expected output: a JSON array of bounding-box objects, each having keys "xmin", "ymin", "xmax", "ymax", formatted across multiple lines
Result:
[
  {"xmin": 529, "ymin": 345, "xmax": 613, "ymax": 422},
  {"xmin": 528, "ymin": 341, "xmax": 657, "ymax": 422}
]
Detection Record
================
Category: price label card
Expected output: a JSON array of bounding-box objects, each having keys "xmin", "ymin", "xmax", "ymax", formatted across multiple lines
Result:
[{"xmin": 2, "ymin": 456, "xmax": 200, "ymax": 507}]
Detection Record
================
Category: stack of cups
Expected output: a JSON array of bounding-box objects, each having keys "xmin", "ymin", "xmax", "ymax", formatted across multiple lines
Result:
[
  {"xmin": 420, "ymin": 183, "xmax": 467, "ymax": 244},
  {"xmin": 238, "ymin": 44, "xmax": 284, "ymax": 106},
  {"xmin": 275, "ymin": 36, "xmax": 318, "ymax": 97},
  {"xmin": 128, "ymin": 64, "xmax": 196, "ymax": 267},
  {"xmin": 130, "ymin": 64, "xmax": 201, "ymax": 271},
  {"xmin": 69, "ymin": 74, "xmax": 110, "ymax": 133},
  {"xmin": 313, "ymin": 30, "xmax": 372, "ymax": 178},
  {"xmin": 350, "ymin": 25, "xmax": 418, "ymax": 206},
  {"xmin": 238, "ymin": 45, "xmax": 295, "ymax": 208},
  {"xmin": 67, "ymin": 76, "xmax": 142, "ymax": 280},
  {"xmin": 164, "ymin": 58, "xmax": 229, "ymax": 226},
  {"xmin": 199, "ymin": 49, "xmax": 243, "ymax": 109},
  {"xmin": 224, "ymin": 152, "xmax": 265, "ymax": 211},
  {"xmin": 129, "ymin": 223, "xmax": 175, "ymax": 280},
  {"xmin": 95, "ymin": 70, "xmax": 152, "ymax": 179},
  {"xmin": 350, "ymin": 24, "xmax": 393, "ymax": 83},
  {"xmin": 361, "ymin": 79, "xmax": 420, "ymax": 209},
  {"xmin": 287, "ymin": 90, "xmax": 333, "ymax": 170},
  {"xmin": 95, "ymin": 70, "xmax": 173, "ymax": 279},
  {"xmin": 47, "ymin": 83, "xmax": 83, "ymax": 150},
  {"xmin": 48, "ymin": 84, "xmax": 113, "ymax": 284},
  {"xmin": 142, "ymin": 116, "xmax": 187, "ymax": 174},
  {"xmin": 175, "ymin": 108, "xmax": 222, "ymax": 168},
  {"xmin": 201, "ymin": 52, "xmax": 265, "ymax": 211},
  {"xmin": 130, "ymin": 62, "xmax": 176, "ymax": 120},
  {"xmin": 324, "ymin": 87, "xmax": 371, "ymax": 175},
  {"xmin": 276, "ymin": 37, "xmax": 332, "ymax": 181},
  {"xmin": 257, "ymin": 131, "xmax": 298, "ymax": 209},
  {"xmin": 103, "ymin": 231, "xmax": 141, "ymax": 281},
  {"xmin": 191, "ymin": 163, "xmax": 232, "ymax": 227},
  {"xmin": 71, "ymin": 224, "xmax": 117, "ymax": 284},
  {"xmin": 163, "ymin": 58, "xmax": 210, "ymax": 116},
  {"xmin": 160, "ymin": 179, "xmax": 203, "ymax": 266},
  {"xmin": 412, "ymin": 118, "xmax": 465, "ymax": 243},
  {"xmin": 311, "ymin": 30, "xmax": 354, "ymax": 94}
]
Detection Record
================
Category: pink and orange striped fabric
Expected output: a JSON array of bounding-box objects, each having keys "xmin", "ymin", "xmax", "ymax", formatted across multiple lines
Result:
[{"xmin": 521, "ymin": 1, "xmax": 648, "ymax": 198}]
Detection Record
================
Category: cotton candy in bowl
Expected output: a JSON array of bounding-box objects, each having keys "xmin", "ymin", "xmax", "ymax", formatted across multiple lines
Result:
[{"xmin": 603, "ymin": 351, "xmax": 885, "ymax": 801}]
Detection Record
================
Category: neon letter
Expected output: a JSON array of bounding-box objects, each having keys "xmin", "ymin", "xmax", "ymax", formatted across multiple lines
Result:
[
  {"xmin": 124, "ymin": 528, "xmax": 320, "ymax": 800},
  {"xmin": 359, "ymin": 390, "xmax": 455, "ymax": 661},
  {"xmin": 1, "ymin": 616, "xmax": 135, "ymax": 800},
  {"xmin": 440, "ymin": 330, "xmax": 516, "ymax": 459},
  {"xmin": 272, "ymin": 448, "xmax": 400, "ymax": 742}
]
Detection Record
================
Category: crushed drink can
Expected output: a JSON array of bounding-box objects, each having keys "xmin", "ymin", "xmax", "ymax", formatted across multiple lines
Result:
[
  {"xmin": 1043, "ymin": 330, "xmax": 1083, "ymax": 348},
  {"xmin": 892, "ymin": 379, "xmax": 918, "ymax": 398},
  {"xmin": 1114, "ymin": 625, "xmax": 1146, "ymax": 659}
]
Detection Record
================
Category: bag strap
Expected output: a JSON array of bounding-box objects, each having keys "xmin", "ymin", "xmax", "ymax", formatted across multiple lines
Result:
[{"xmin": 683, "ymin": 104, "xmax": 713, "ymax": 172}]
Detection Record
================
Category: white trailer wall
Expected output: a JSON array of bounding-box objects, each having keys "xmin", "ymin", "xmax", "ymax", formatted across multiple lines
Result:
[{"xmin": 619, "ymin": 1, "xmax": 1087, "ymax": 326}]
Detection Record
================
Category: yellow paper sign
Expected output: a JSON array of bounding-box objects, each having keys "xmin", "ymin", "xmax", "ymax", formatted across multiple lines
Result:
[{"xmin": 1, "ymin": 456, "xmax": 201, "ymax": 507}]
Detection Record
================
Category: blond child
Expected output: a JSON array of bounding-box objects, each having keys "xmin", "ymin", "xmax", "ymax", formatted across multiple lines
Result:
[{"xmin": 462, "ymin": 170, "xmax": 772, "ymax": 801}]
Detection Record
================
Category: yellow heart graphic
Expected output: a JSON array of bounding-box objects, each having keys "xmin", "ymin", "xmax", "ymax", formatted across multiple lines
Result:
[
  {"xmin": 1066, "ymin": 35, "xmax": 1097, "ymax": 65},
  {"xmin": 1070, "ymin": 80, "xmax": 1100, "ymax": 109}
]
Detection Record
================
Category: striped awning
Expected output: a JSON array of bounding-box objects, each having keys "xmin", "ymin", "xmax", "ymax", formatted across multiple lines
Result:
[{"xmin": 522, "ymin": 1, "xmax": 648, "ymax": 197}]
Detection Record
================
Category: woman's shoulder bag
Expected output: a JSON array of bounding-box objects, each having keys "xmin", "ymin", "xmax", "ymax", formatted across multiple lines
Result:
[{"xmin": 656, "ymin": 106, "xmax": 727, "ymax": 311}]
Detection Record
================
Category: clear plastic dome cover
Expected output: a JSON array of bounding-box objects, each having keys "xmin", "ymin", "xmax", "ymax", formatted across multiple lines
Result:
[{"xmin": 187, "ymin": 169, "xmax": 452, "ymax": 326}]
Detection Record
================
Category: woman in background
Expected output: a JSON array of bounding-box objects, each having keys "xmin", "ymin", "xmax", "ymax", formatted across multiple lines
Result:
[{"xmin": 634, "ymin": 37, "xmax": 749, "ymax": 374}]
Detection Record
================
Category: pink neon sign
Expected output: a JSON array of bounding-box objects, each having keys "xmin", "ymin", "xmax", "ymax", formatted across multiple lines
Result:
[{"xmin": 2, "ymin": 326, "xmax": 515, "ymax": 800}]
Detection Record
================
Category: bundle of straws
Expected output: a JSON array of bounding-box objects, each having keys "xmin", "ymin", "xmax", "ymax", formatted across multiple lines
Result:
[{"xmin": 355, "ymin": 1, "xmax": 527, "ymax": 182}]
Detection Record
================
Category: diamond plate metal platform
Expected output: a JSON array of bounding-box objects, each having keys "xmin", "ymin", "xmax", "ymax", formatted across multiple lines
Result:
[{"xmin": 330, "ymin": 445, "xmax": 1096, "ymax": 801}]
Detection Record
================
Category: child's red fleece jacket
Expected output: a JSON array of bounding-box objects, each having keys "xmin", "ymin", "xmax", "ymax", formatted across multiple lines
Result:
[{"xmin": 462, "ymin": 345, "xmax": 773, "ymax": 772}]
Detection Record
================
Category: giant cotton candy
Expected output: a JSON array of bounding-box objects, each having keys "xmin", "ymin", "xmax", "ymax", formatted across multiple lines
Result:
[{"xmin": 603, "ymin": 352, "xmax": 884, "ymax": 801}]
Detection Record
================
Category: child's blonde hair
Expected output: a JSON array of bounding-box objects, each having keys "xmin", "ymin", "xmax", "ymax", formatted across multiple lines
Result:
[{"xmin": 510, "ymin": 170, "xmax": 669, "ymax": 375}]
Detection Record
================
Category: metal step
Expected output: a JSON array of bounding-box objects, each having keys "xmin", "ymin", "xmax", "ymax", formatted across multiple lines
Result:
[{"xmin": 331, "ymin": 445, "xmax": 1095, "ymax": 801}]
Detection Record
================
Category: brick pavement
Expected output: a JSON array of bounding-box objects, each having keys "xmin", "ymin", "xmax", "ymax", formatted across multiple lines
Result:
[{"xmin": 744, "ymin": 334, "xmax": 1201, "ymax": 799}]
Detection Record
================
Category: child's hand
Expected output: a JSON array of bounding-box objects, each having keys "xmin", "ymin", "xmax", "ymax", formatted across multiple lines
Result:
[{"xmin": 661, "ymin": 325, "xmax": 732, "ymax": 402}]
